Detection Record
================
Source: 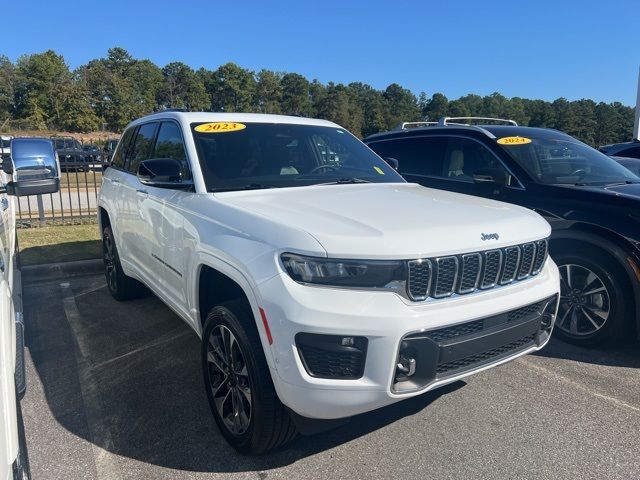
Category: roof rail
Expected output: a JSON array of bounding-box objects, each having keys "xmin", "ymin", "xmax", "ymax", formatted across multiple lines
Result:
[
  {"xmin": 437, "ymin": 117, "xmax": 518, "ymax": 127},
  {"xmin": 395, "ymin": 121, "xmax": 438, "ymax": 130}
]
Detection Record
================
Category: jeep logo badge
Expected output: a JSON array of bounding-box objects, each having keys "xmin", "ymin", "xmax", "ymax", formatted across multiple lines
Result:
[{"xmin": 481, "ymin": 233, "xmax": 499, "ymax": 241}]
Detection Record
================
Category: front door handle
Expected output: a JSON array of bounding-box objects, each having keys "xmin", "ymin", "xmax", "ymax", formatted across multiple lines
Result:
[
  {"xmin": 136, "ymin": 189, "xmax": 148, "ymax": 195},
  {"xmin": 0, "ymin": 198, "xmax": 8, "ymax": 211}
]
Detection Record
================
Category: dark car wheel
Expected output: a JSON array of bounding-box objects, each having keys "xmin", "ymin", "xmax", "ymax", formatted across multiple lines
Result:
[
  {"xmin": 553, "ymin": 247, "xmax": 632, "ymax": 345},
  {"xmin": 201, "ymin": 299, "xmax": 296, "ymax": 454},
  {"xmin": 102, "ymin": 225, "xmax": 145, "ymax": 301}
]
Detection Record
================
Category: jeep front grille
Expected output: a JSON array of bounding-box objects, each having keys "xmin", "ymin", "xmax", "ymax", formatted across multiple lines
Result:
[{"xmin": 406, "ymin": 239, "xmax": 548, "ymax": 301}]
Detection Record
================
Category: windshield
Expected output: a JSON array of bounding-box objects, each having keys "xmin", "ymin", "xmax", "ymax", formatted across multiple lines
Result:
[
  {"xmin": 191, "ymin": 122, "xmax": 404, "ymax": 191},
  {"xmin": 499, "ymin": 136, "xmax": 639, "ymax": 185}
]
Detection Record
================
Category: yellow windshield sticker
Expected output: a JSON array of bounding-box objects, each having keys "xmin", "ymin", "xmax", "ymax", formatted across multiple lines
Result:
[
  {"xmin": 374, "ymin": 166, "xmax": 385, "ymax": 175},
  {"xmin": 497, "ymin": 136, "xmax": 531, "ymax": 145},
  {"xmin": 194, "ymin": 122, "xmax": 246, "ymax": 133}
]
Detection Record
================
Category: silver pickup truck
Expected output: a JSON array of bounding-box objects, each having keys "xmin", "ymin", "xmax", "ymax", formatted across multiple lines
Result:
[{"xmin": 0, "ymin": 138, "xmax": 59, "ymax": 479}]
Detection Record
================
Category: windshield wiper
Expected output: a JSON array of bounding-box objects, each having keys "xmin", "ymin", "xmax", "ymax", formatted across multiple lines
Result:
[
  {"xmin": 315, "ymin": 177, "xmax": 371, "ymax": 186},
  {"xmin": 209, "ymin": 183, "xmax": 279, "ymax": 192},
  {"xmin": 604, "ymin": 180, "xmax": 638, "ymax": 186}
]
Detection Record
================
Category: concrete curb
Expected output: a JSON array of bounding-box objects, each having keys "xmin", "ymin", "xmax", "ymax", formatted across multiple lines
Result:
[{"xmin": 22, "ymin": 258, "xmax": 103, "ymax": 284}]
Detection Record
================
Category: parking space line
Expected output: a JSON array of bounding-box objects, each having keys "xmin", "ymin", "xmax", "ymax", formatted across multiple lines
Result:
[
  {"xmin": 91, "ymin": 329, "xmax": 191, "ymax": 371},
  {"xmin": 60, "ymin": 282, "xmax": 124, "ymax": 480},
  {"xmin": 518, "ymin": 357, "xmax": 640, "ymax": 414}
]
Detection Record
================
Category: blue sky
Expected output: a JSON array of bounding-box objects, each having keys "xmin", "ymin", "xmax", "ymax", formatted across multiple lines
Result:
[{"xmin": 5, "ymin": 0, "xmax": 638, "ymax": 105}]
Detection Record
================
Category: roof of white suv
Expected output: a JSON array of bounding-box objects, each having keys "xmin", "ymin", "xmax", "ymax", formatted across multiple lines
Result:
[{"xmin": 129, "ymin": 111, "xmax": 340, "ymax": 129}]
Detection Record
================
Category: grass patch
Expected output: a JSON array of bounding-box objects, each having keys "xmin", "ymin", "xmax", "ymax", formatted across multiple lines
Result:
[
  {"xmin": 60, "ymin": 170, "xmax": 103, "ymax": 188},
  {"xmin": 18, "ymin": 224, "xmax": 102, "ymax": 266}
]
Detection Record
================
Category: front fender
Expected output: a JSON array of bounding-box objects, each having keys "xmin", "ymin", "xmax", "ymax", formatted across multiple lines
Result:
[{"xmin": 189, "ymin": 251, "xmax": 278, "ymax": 373}]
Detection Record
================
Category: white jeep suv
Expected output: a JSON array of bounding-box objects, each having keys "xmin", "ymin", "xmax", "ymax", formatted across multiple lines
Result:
[{"xmin": 97, "ymin": 112, "xmax": 560, "ymax": 453}]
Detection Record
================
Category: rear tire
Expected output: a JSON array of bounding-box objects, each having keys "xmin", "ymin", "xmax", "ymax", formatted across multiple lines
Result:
[
  {"xmin": 201, "ymin": 299, "xmax": 296, "ymax": 454},
  {"xmin": 102, "ymin": 225, "xmax": 145, "ymax": 301},
  {"xmin": 552, "ymin": 245, "xmax": 632, "ymax": 346}
]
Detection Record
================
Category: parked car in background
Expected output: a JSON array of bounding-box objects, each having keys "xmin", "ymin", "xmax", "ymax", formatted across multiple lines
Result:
[
  {"xmin": 82, "ymin": 144, "xmax": 104, "ymax": 165},
  {"xmin": 0, "ymin": 135, "xmax": 13, "ymax": 159},
  {"xmin": 51, "ymin": 136, "xmax": 89, "ymax": 172},
  {"xmin": 97, "ymin": 112, "xmax": 559, "ymax": 453},
  {"xmin": 365, "ymin": 118, "xmax": 640, "ymax": 346},
  {"xmin": 599, "ymin": 139, "xmax": 640, "ymax": 159},
  {"xmin": 614, "ymin": 156, "xmax": 640, "ymax": 176},
  {"xmin": 104, "ymin": 138, "xmax": 119, "ymax": 160},
  {"xmin": 0, "ymin": 137, "xmax": 60, "ymax": 479}
]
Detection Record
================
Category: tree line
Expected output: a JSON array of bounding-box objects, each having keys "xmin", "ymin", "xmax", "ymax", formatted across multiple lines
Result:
[{"xmin": 0, "ymin": 47, "xmax": 634, "ymax": 146}]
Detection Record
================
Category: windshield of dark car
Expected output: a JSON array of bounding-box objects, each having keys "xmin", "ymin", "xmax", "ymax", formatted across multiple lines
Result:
[
  {"xmin": 498, "ymin": 136, "xmax": 640, "ymax": 185},
  {"xmin": 191, "ymin": 122, "xmax": 404, "ymax": 191}
]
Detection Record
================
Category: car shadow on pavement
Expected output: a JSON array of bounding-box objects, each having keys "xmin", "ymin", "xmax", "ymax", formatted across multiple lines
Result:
[
  {"xmin": 533, "ymin": 336, "xmax": 640, "ymax": 368},
  {"xmin": 24, "ymin": 274, "xmax": 464, "ymax": 474}
]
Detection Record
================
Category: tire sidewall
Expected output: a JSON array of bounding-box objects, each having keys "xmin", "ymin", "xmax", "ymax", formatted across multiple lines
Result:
[{"xmin": 553, "ymin": 249, "xmax": 628, "ymax": 344}]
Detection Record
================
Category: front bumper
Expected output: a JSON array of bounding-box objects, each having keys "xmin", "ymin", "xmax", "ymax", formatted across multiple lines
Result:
[{"xmin": 256, "ymin": 259, "xmax": 560, "ymax": 419}]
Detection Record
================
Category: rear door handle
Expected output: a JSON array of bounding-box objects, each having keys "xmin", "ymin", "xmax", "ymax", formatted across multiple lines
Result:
[
  {"xmin": 110, "ymin": 178, "xmax": 120, "ymax": 184},
  {"xmin": 136, "ymin": 189, "xmax": 148, "ymax": 195},
  {"xmin": 1, "ymin": 198, "xmax": 8, "ymax": 211}
]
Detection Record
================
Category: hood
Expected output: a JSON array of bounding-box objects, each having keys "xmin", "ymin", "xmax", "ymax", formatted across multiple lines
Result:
[
  {"xmin": 216, "ymin": 183, "xmax": 551, "ymax": 259},
  {"xmin": 552, "ymin": 182, "xmax": 640, "ymax": 205}
]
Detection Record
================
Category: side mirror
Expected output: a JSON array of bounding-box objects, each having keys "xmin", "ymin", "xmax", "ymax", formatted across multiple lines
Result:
[
  {"xmin": 4, "ymin": 138, "xmax": 60, "ymax": 196},
  {"xmin": 383, "ymin": 157, "xmax": 399, "ymax": 171},
  {"xmin": 137, "ymin": 158, "xmax": 190, "ymax": 189},
  {"xmin": 473, "ymin": 168, "xmax": 508, "ymax": 187}
]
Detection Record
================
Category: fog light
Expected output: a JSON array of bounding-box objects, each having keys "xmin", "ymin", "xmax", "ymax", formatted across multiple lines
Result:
[
  {"xmin": 295, "ymin": 333, "xmax": 368, "ymax": 379},
  {"xmin": 341, "ymin": 337, "xmax": 355, "ymax": 347}
]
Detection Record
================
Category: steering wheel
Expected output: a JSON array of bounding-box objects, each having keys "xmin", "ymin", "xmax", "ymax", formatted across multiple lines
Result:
[
  {"xmin": 570, "ymin": 168, "xmax": 587, "ymax": 179},
  {"xmin": 307, "ymin": 164, "xmax": 339, "ymax": 175}
]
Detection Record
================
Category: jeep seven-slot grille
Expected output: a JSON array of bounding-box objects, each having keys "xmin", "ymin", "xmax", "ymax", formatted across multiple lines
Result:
[{"xmin": 406, "ymin": 239, "xmax": 548, "ymax": 301}]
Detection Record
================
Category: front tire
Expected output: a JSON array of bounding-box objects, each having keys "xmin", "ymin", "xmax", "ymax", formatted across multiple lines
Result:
[
  {"xmin": 553, "ymin": 246, "xmax": 632, "ymax": 345},
  {"xmin": 201, "ymin": 299, "xmax": 296, "ymax": 454},
  {"xmin": 102, "ymin": 225, "xmax": 145, "ymax": 301}
]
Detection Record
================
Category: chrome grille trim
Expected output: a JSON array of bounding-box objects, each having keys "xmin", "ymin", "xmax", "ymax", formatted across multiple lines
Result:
[
  {"xmin": 406, "ymin": 239, "xmax": 549, "ymax": 302},
  {"xmin": 458, "ymin": 253, "xmax": 482, "ymax": 294},
  {"xmin": 433, "ymin": 256, "xmax": 459, "ymax": 298},
  {"xmin": 500, "ymin": 246, "xmax": 521, "ymax": 285},
  {"xmin": 517, "ymin": 242, "xmax": 536, "ymax": 280},
  {"xmin": 407, "ymin": 259, "xmax": 432, "ymax": 301},
  {"xmin": 480, "ymin": 249, "xmax": 503, "ymax": 289},
  {"xmin": 531, "ymin": 239, "xmax": 548, "ymax": 275}
]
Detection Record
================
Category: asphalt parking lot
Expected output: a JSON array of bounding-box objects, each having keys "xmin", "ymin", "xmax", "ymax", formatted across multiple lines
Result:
[{"xmin": 22, "ymin": 267, "xmax": 640, "ymax": 480}]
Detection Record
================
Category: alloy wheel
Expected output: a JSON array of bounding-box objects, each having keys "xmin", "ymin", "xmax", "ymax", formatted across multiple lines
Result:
[
  {"xmin": 206, "ymin": 323, "xmax": 252, "ymax": 436},
  {"xmin": 557, "ymin": 263, "xmax": 610, "ymax": 337}
]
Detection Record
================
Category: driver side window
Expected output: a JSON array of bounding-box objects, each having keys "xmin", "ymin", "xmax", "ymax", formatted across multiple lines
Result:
[
  {"xmin": 153, "ymin": 121, "xmax": 191, "ymax": 180},
  {"xmin": 441, "ymin": 137, "xmax": 515, "ymax": 186}
]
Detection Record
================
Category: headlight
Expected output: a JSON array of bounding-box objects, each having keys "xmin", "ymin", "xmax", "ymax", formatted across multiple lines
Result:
[{"xmin": 281, "ymin": 253, "xmax": 405, "ymax": 288}]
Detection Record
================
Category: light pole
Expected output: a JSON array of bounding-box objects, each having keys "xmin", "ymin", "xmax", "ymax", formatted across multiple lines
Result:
[{"xmin": 634, "ymin": 66, "xmax": 640, "ymax": 140}]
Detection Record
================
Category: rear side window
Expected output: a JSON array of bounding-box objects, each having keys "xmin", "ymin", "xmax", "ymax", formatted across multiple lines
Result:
[
  {"xmin": 111, "ymin": 127, "xmax": 135, "ymax": 169},
  {"xmin": 126, "ymin": 122, "xmax": 158, "ymax": 173},
  {"xmin": 367, "ymin": 137, "xmax": 448, "ymax": 176},
  {"xmin": 153, "ymin": 121, "xmax": 191, "ymax": 179}
]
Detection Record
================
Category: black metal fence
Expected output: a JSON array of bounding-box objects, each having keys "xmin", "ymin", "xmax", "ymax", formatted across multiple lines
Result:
[{"xmin": 16, "ymin": 161, "xmax": 105, "ymax": 228}]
